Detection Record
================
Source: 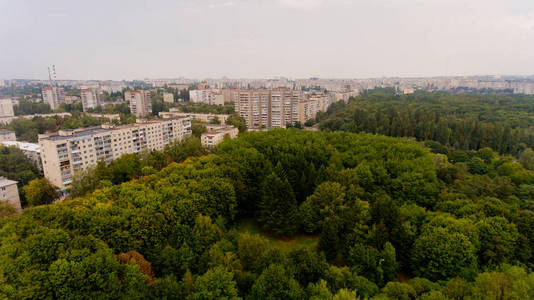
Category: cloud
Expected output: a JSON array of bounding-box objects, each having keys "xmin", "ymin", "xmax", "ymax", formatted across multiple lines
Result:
[
  {"xmin": 208, "ymin": 1, "xmax": 236, "ymax": 9},
  {"xmin": 276, "ymin": 0, "xmax": 325, "ymax": 9}
]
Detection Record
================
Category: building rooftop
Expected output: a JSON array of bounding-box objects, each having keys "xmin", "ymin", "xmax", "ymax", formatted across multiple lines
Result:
[
  {"xmin": 1, "ymin": 141, "xmax": 40, "ymax": 152},
  {"xmin": 0, "ymin": 177, "xmax": 17, "ymax": 187}
]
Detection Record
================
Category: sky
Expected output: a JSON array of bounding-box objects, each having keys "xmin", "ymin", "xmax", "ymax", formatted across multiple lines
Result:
[{"xmin": 0, "ymin": 0, "xmax": 533, "ymax": 80}]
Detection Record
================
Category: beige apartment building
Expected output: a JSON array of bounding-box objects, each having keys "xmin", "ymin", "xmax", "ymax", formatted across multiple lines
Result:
[
  {"xmin": 86, "ymin": 113, "xmax": 121, "ymax": 122},
  {"xmin": 42, "ymin": 86, "xmax": 65, "ymax": 110},
  {"xmin": 81, "ymin": 88, "xmax": 101, "ymax": 112},
  {"xmin": 234, "ymin": 89, "xmax": 337, "ymax": 129},
  {"xmin": 125, "ymin": 90, "xmax": 152, "ymax": 118},
  {"xmin": 233, "ymin": 89, "xmax": 304, "ymax": 129},
  {"xmin": 163, "ymin": 92, "xmax": 174, "ymax": 103},
  {"xmin": 159, "ymin": 110, "xmax": 230, "ymax": 124},
  {"xmin": 0, "ymin": 129, "xmax": 16, "ymax": 142},
  {"xmin": 0, "ymin": 177, "xmax": 21, "ymax": 212},
  {"xmin": 0, "ymin": 98, "xmax": 14, "ymax": 118},
  {"xmin": 201, "ymin": 125, "xmax": 239, "ymax": 147},
  {"xmin": 39, "ymin": 117, "xmax": 192, "ymax": 190}
]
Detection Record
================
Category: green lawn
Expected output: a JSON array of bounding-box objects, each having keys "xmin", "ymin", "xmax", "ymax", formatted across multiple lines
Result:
[{"xmin": 235, "ymin": 218, "xmax": 318, "ymax": 252}]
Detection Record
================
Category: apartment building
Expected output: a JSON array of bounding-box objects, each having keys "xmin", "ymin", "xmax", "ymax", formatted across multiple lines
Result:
[
  {"xmin": 1, "ymin": 141, "xmax": 42, "ymax": 171},
  {"xmin": 189, "ymin": 90, "xmax": 211, "ymax": 104},
  {"xmin": 0, "ymin": 98, "xmax": 14, "ymax": 118},
  {"xmin": 64, "ymin": 95, "xmax": 81, "ymax": 104},
  {"xmin": 0, "ymin": 129, "xmax": 16, "ymax": 142},
  {"xmin": 0, "ymin": 177, "xmax": 21, "ymax": 212},
  {"xmin": 159, "ymin": 110, "xmax": 230, "ymax": 124},
  {"xmin": 234, "ymin": 89, "xmax": 304, "ymax": 129},
  {"xmin": 42, "ymin": 86, "xmax": 65, "ymax": 110},
  {"xmin": 125, "ymin": 90, "xmax": 152, "ymax": 118},
  {"xmin": 39, "ymin": 117, "xmax": 192, "ymax": 190},
  {"xmin": 210, "ymin": 93, "xmax": 225, "ymax": 106},
  {"xmin": 163, "ymin": 92, "xmax": 174, "ymax": 103},
  {"xmin": 81, "ymin": 88, "xmax": 101, "ymax": 112},
  {"xmin": 86, "ymin": 113, "xmax": 121, "ymax": 122},
  {"xmin": 201, "ymin": 125, "xmax": 239, "ymax": 147}
]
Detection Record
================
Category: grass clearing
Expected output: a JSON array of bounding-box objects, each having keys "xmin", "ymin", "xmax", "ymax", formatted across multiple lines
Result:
[{"xmin": 235, "ymin": 218, "xmax": 318, "ymax": 252}]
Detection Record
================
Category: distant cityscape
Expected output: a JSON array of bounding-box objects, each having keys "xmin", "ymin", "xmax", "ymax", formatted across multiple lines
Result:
[
  {"xmin": 1, "ymin": 73, "xmax": 534, "ymax": 206},
  {"xmin": 2, "ymin": 74, "xmax": 534, "ymax": 94}
]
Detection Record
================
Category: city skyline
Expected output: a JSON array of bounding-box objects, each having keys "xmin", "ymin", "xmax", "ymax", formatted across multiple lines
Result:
[{"xmin": 1, "ymin": 0, "xmax": 533, "ymax": 80}]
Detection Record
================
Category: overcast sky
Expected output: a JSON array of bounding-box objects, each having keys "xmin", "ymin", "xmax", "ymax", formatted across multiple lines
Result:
[{"xmin": 0, "ymin": 0, "xmax": 533, "ymax": 80}]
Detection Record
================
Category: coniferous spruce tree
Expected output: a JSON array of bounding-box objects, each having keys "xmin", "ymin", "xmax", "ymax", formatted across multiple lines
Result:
[{"xmin": 258, "ymin": 172, "xmax": 299, "ymax": 235}]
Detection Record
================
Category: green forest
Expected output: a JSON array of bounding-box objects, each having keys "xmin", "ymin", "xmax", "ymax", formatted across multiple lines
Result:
[
  {"xmin": 319, "ymin": 91, "xmax": 534, "ymax": 156},
  {"xmin": 1, "ymin": 129, "xmax": 534, "ymax": 299}
]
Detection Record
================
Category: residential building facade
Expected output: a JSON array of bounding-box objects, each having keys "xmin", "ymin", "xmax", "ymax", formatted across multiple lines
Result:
[
  {"xmin": 1, "ymin": 141, "xmax": 42, "ymax": 171},
  {"xmin": 159, "ymin": 110, "xmax": 230, "ymax": 124},
  {"xmin": 234, "ymin": 89, "xmax": 304, "ymax": 129},
  {"xmin": 0, "ymin": 129, "xmax": 16, "ymax": 142},
  {"xmin": 201, "ymin": 125, "xmax": 239, "ymax": 147},
  {"xmin": 42, "ymin": 86, "xmax": 65, "ymax": 110},
  {"xmin": 39, "ymin": 117, "xmax": 191, "ymax": 190},
  {"xmin": 0, "ymin": 177, "xmax": 21, "ymax": 212},
  {"xmin": 189, "ymin": 90, "xmax": 211, "ymax": 104},
  {"xmin": 0, "ymin": 98, "xmax": 14, "ymax": 118},
  {"xmin": 81, "ymin": 88, "xmax": 101, "ymax": 112},
  {"xmin": 125, "ymin": 90, "xmax": 152, "ymax": 118},
  {"xmin": 163, "ymin": 92, "xmax": 174, "ymax": 103}
]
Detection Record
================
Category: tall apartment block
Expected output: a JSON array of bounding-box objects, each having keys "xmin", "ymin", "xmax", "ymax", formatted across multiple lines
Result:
[
  {"xmin": 42, "ymin": 86, "xmax": 65, "ymax": 110},
  {"xmin": 39, "ymin": 117, "xmax": 191, "ymax": 190},
  {"xmin": 125, "ymin": 90, "xmax": 152, "ymax": 118},
  {"xmin": 81, "ymin": 88, "xmax": 101, "ymax": 112},
  {"xmin": 0, "ymin": 98, "xmax": 14, "ymax": 118},
  {"xmin": 233, "ymin": 89, "xmax": 303, "ymax": 129},
  {"xmin": 234, "ymin": 89, "xmax": 336, "ymax": 129}
]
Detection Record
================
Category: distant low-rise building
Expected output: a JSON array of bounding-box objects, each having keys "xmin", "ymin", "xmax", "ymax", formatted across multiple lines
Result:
[
  {"xmin": 64, "ymin": 95, "xmax": 81, "ymax": 104},
  {"xmin": 0, "ymin": 98, "xmax": 14, "ymax": 118},
  {"xmin": 201, "ymin": 125, "xmax": 239, "ymax": 147},
  {"xmin": 0, "ymin": 177, "xmax": 21, "ymax": 212},
  {"xmin": 86, "ymin": 113, "xmax": 121, "ymax": 122},
  {"xmin": 0, "ymin": 129, "xmax": 16, "ymax": 142},
  {"xmin": 403, "ymin": 88, "xmax": 415, "ymax": 94},
  {"xmin": 0, "ymin": 112, "xmax": 72, "ymax": 125},
  {"xmin": 159, "ymin": 110, "xmax": 230, "ymax": 124},
  {"xmin": 163, "ymin": 92, "xmax": 174, "ymax": 103},
  {"xmin": 1, "ymin": 141, "xmax": 42, "ymax": 171},
  {"xmin": 189, "ymin": 90, "xmax": 211, "ymax": 104}
]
